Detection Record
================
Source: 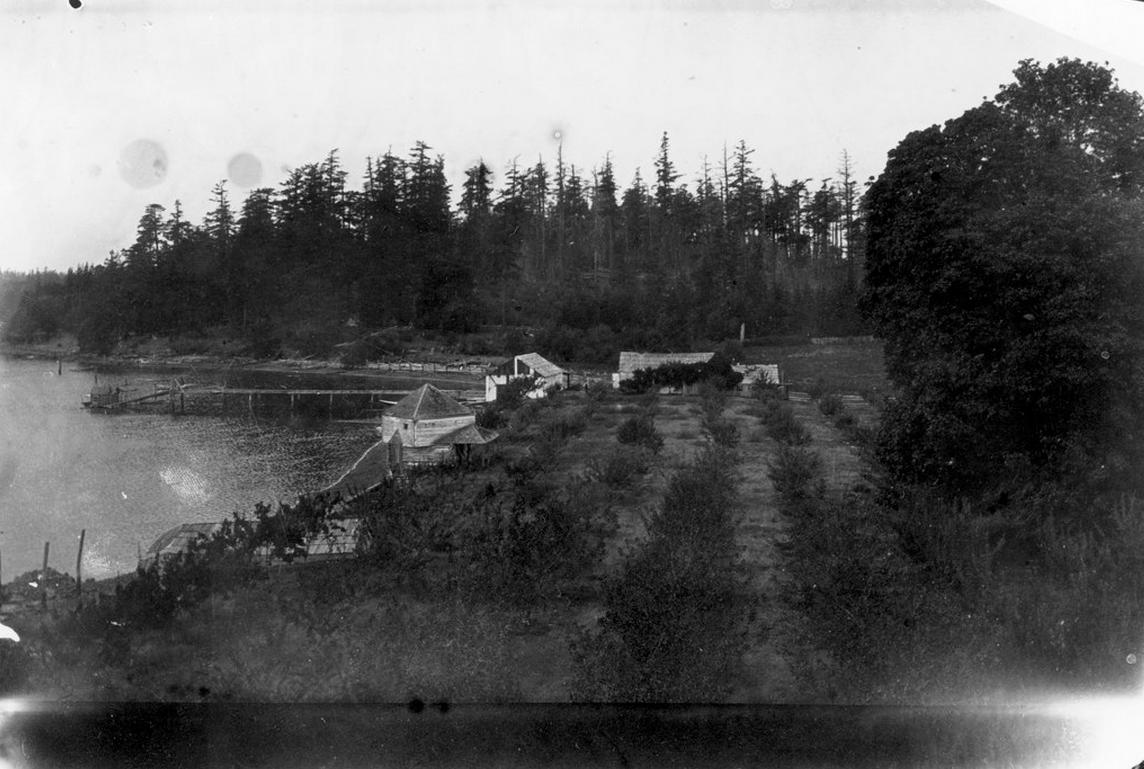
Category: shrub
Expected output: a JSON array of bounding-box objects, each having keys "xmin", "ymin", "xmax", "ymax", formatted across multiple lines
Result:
[
  {"xmin": 768, "ymin": 446, "xmax": 824, "ymax": 503},
  {"xmin": 338, "ymin": 339, "xmax": 372, "ymax": 369},
  {"xmin": 572, "ymin": 448, "xmax": 748, "ymax": 702},
  {"xmin": 476, "ymin": 404, "xmax": 506, "ymax": 429},
  {"xmin": 748, "ymin": 369, "xmax": 782, "ymax": 401},
  {"xmin": 818, "ymin": 393, "xmax": 843, "ymax": 417},
  {"xmin": 538, "ymin": 407, "xmax": 589, "ymax": 444},
  {"xmin": 496, "ymin": 374, "xmax": 543, "ymax": 410},
  {"xmin": 763, "ymin": 404, "xmax": 811, "ymax": 446},
  {"xmin": 807, "ymin": 377, "xmax": 830, "ymax": 400},
  {"xmin": 0, "ymin": 642, "xmax": 29, "ymax": 695},
  {"xmin": 617, "ymin": 415, "xmax": 664, "ymax": 454},
  {"xmin": 586, "ymin": 381, "xmax": 613, "ymax": 401},
  {"xmin": 703, "ymin": 417, "xmax": 740, "ymax": 448},
  {"xmin": 455, "ymin": 485, "xmax": 609, "ymax": 605},
  {"xmin": 588, "ymin": 446, "xmax": 653, "ymax": 488},
  {"xmin": 571, "ymin": 541, "xmax": 747, "ymax": 702},
  {"xmin": 620, "ymin": 353, "xmax": 743, "ymax": 394}
]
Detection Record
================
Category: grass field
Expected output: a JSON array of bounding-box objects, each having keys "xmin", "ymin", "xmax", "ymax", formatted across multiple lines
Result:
[{"xmin": 746, "ymin": 339, "xmax": 889, "ymax": 397}]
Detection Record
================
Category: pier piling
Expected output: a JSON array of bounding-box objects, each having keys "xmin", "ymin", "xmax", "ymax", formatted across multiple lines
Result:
[
  {"xmin": 75, "ymin": 529, "xmax": 86, "ymax": 599},
  {"xmin": 41, "ymin": 541, "xmax": 49, "ymax": 608}
]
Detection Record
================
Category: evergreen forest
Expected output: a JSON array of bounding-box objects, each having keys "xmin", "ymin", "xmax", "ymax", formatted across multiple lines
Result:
[{"xmin": 1, "ymin": 136, "xmax": 866, "ymax": 362}]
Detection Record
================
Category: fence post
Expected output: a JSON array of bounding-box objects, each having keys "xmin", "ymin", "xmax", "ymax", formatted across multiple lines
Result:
[
  {"xmin": 41, "ymin": 541, "xmax": 50, "ymax": 608},
  {"xmin": 76, "ymin": 529, "xmax": 86, "ymax": 599}
]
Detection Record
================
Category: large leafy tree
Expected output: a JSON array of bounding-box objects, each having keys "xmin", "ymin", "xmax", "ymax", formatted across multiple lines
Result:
[{"xmin": 862, "ymin": 58, "xmax": 1144, "ymax": 500}]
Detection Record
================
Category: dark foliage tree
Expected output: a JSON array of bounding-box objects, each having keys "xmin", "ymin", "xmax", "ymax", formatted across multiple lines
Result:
[{"xmin": 861, "ymin": 58, "xmax": 1144, "ymax": 500}]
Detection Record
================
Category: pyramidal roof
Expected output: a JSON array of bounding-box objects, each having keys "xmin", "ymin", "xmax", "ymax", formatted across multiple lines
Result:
[{"xmin": 387, "ymin": 384, "xmax": 472, "ymax": 420}]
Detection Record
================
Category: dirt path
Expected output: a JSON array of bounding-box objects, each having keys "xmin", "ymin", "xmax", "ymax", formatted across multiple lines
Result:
[{"xmin": 721, "ymin": 396, "xmax": 870, "ymax": 702}]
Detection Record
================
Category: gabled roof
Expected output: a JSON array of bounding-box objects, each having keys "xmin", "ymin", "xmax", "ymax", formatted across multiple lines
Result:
[
  {"xmin": 387, "ymin": 384, "xmax": 473, "ymax": 420},
  {"xmin": 618, "ymin": 351, "xmax": 715, "ymax": 374},
  {"xmin": 515, "ymin": 352, "xmax": 565, "ymax": 378}
]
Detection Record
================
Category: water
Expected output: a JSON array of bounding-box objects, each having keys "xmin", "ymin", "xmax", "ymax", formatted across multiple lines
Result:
[{"xmin": 0, "ymin": 355, "xmax": 384, "ymax": 580}]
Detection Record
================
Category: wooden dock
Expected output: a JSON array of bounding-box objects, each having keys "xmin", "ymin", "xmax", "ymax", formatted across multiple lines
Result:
[{"xmin": 84, "ymin": 383, "xmax": 484, "ymax": 416}]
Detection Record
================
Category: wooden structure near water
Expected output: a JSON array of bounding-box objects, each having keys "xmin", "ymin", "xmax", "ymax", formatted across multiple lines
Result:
[{"xmin": 83, "ymin": 380, "xmax": 483, "ymax": 418}]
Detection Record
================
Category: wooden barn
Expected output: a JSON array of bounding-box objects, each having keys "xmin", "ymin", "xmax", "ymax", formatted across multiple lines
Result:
[
  {"xmin": 612, "ymin": 351, "xmax": 716, "ymax": 391},
  {"xmin": 380, "ymin": 383, "xmax": 498, "ymax": 467},
  {"xmin": 485, "ymin": 352, "xmax": 568, "ymax": 402}
]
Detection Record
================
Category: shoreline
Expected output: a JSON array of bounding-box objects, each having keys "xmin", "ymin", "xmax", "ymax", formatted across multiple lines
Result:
[{"xmin": 0, "ymin": 343, "xmax": 487, "ymax": 385}]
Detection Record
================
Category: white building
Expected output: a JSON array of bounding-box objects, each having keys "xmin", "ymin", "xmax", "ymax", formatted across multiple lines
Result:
[{"xmin": 485, "ymin": 352, "xmax": 568, "ymax": 402}]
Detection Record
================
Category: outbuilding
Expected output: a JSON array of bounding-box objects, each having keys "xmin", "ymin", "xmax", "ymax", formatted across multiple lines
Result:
[
  {"xmin": 612, "ymin": 351, "xmax": 716, "ymax": 391},
  {"xmin": 380, "ymin": 383, "xmax": 497, "ymax": 466},
  {"xmin": 485, "ymin": 352, "xmax": 568, "ymax": 402}
]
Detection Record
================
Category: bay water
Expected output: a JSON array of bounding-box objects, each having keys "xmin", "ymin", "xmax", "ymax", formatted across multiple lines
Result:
[{"xmin": 0, "ymin": 355, "xmax": 385, "ymax": 581}]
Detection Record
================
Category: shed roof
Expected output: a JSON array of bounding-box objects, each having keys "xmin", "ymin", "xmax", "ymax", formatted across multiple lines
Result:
[
  {"xmin": 387, "ymin": 384, "xmax": 473, "ymax": 420},
  {"xmin": 141, "ymin": 522, "xmax": 223, "ymax": 566},
  {"xmin": 618, "ymin": 351, "xmax": 715, "ymax": 374},
  {"xmin": 320, "ymin": 438, "xmax": 390, "ymax": 499},
  {"xmin": 515, "ymin": 352, "xmax": 565, "ymax": 378},
  {"xmin": 438, "ymin": 422, "xmax": 499, "ymax": 445}
]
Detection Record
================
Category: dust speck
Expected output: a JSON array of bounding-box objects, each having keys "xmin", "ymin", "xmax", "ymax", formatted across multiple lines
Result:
[
  {"xmin": 118, "ymin": 139, "xmax": 168, "ymax": 188},
  {"xmin": 227, "ymin": 152, "xmax": 263, "ymax": 188}
]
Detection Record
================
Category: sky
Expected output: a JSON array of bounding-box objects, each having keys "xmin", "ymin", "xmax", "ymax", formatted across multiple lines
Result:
[{"xmin": 3, "ymin": 0, "xmax": 1144, "ymax": 273}]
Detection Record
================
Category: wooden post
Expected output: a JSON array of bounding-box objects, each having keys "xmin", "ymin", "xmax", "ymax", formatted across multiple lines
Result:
[
  {"xmin": 75, "ymin": 529, "xmax": 86, "ymax": 598},
  {"xmin": 41, "ymin": 541, "xmax": 49, "ymax": 608}
]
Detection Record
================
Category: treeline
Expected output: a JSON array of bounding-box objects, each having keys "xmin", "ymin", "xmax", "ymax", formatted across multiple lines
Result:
[{"xmin": 4, "ymin": 136, "xmax": 866, "ymax": 361}]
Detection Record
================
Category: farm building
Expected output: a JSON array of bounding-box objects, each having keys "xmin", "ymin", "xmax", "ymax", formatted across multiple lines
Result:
[
  {"xmin": 733, "ymin": 363, "xmax": 782, "ymax": 394},
  {"xmin": 612, "ymin": 351, "xmax": 716, "ymax": 391},
  {"xmin": 380, "ymin": 383, "xmax": 498, "ymax": 466},
  {"xmin": 485, "ymin": 352, "xmax": 568, "ymax": 401}
]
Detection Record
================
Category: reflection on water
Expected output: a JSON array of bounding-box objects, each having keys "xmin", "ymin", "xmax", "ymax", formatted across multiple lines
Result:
[{"xmin": 0, "ymin": 356, "xmax": 378, "ymax": 579}]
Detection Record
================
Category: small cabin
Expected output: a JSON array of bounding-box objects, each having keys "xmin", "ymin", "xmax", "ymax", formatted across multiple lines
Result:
[
  {"xmin": 380, "ymin": 383, "xmax": 497, "ymax": 466},
  {"xmin": 733, "ymin": 363, "xmax": 782, "ymax": 394},
  {"xmin": 485, "ymin": 352, "xmax": 568, "ymax": 402}
]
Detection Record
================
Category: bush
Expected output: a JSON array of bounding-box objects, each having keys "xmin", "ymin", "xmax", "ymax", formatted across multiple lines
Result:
[
  {"xmin": 818, "ymin": 393, "xmax": 843, "ymax": 417},
  {"xmin": 768, "ymin": 446, "xmax": 824, "ymax": 503},
  {"xmin": 572, "ymin": 449, "xmax": 748, "ymax": 701},
  {"xmin": 833, "ymin": 412, "xmax": 857, "ymax": 431},
  {"xmin": 539, "ymin": 408, "xmax": 589, "ymax": 444},
  {"xmin": 476, "ymin": 403, "xmax": 506, "ymax": 429},
  {"xmin": 0, "ymin": 642, "xmax": 29, "ymax": 695},
  {"xmin": 703, "ymin": 417, "xmax": 740, "ymax": 448},
  {"xmin": 588, "ymin": 446, "xmax": 653, "ymax": 487},
  {"xmin": 571, "ymin": 541, "xmax": 747, "ymax": 702},
  {"xmin": 763, "ymin": 404, "xmax": 811, "ymax": 446},
  {"xmin": 455, "ymin": 484, "xmax": 609, "ymax": 605},
  {"xmin": 617, "ymin": 415, "xmax": 664, "ymax": 454},
  {"xmin": 494, "ymin": 374, "xmax": 543, "ymax": 410},
  {"xmin": 586, "ymin": 381, "xmax": 613, "ymax": 401},
  {"xmin": 620, "ymin": 353, "xmax": 743, "ymax": 394}
]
